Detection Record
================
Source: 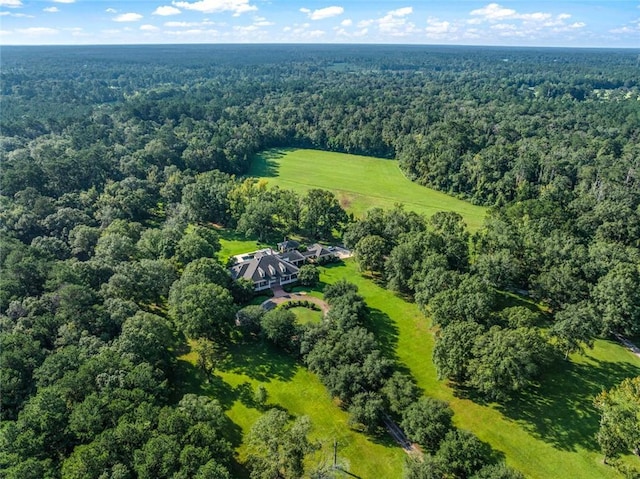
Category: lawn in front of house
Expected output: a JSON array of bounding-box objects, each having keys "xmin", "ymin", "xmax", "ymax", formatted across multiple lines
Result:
[{"xmin": 288, "ymin": 306, "xmax": 324, "ymax": 325}]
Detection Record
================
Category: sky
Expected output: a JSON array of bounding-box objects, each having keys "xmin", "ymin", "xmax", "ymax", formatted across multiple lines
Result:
[{"xmin": 1, "ymin": 1, "xmax": 639, "ymax": 47}]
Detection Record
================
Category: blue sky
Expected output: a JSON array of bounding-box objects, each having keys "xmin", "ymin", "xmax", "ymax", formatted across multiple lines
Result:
[{"xmin": 1, "ymin": 1, "xmax": 638, "ymax": 47}]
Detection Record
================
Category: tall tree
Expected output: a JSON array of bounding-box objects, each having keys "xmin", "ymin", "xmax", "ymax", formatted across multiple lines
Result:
[
  {"xmin": 594, "ymin": 376, "xmax": 640, "ymax": 464},
  {"xmin": 301, "ymin": 189, "xmax": 347, "ymax": 240},
  {"xmin": 246, "ymin": 409, "xmax": 313, "ymax": 479}
]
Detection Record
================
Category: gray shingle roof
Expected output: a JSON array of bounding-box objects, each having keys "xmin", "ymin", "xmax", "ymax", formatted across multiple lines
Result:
[
  {"xmin": 231, "ymin": 251, "xmax": 299, "ymax": 283},
  {"xmin": 278, "ymin": 250, "xmax": 306, "ymax": 263},
  {"xmin": 277, "ymin": 239, "xmax": 300, "ymax": 251}
]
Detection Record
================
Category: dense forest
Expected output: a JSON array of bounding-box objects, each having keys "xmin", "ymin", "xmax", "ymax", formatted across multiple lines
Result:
[{"xmin": 1, "ymin": 45, "xmax": 639, "ymax": 478}]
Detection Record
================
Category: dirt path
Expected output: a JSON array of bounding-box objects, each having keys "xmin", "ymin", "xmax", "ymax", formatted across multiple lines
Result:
[
  {"xmin": 382, "ymin": 415, "xmax": 422, "ymax": 456},
  {"xmin": 615, "ymin": 334, "xmax": 640, "ymax": 359},
  {"xmin": 261, "ymin": 292, "xmax": 330, "ymax": 315}
]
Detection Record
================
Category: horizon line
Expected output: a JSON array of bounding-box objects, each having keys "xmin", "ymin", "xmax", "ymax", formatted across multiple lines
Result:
[{"xmin": 3, "ymin": 42, "xmax": 640, "ymax": 51}]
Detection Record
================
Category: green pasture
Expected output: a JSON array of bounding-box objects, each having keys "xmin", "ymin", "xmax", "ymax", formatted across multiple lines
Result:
[
  {"xmin": 249, "ymin": 148, "xmax": 488, "ymax": 231},
  {"xmin": 215, "ymin": 228, "xmax": 267, "ymax": 264}
]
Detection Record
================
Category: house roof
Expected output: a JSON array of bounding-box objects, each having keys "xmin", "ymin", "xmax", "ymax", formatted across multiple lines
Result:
[
  {"xmin": 303, "ymin": 243, "xmax": 333, "ymax": 259},
  {"xmin": 277, "ymin": 239, "xmax": 300, "ymax": 251},
  {"xmin": 231, "ymin": 250, "xmax": 299, "ymax": 283},
  {"xmin": 278, "ymin": 250, "xmax": 306, "ymax": 263}
]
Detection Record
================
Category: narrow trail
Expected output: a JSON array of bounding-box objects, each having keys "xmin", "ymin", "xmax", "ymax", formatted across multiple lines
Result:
[
  {"xmin": 382, "ymin": 415, "xmax": 422, "ymax": 457},
  {"xmin": 615, "ymin": 334, "xmax": 640, "ymax": 359}
]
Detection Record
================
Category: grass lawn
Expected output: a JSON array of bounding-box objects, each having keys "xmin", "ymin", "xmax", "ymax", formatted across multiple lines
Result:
[
  {"xmin": 249, "ymin": 148, "xmax": 488, "ymax": 231},
  {"xmin": 289, "ymin": 306, "xmax": 323, "ymax": 325},
  {"xmin": 215, "ymin": 228, "xmax": 268, "ymax": 264},
  {"xmin": 179, "ymin": 338, "xmax": 404, "ymax": 478},
  {"xmin": 319, "ymin": 260, "xmax": 640, "ymax": 479}
]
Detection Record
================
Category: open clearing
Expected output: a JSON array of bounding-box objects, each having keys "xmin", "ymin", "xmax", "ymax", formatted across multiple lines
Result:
[{"xmin": 249, "ymin": 148, "xmax": 487, "ymax": 231}]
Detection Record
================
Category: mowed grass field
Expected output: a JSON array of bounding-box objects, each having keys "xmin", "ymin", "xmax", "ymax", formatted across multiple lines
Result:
[
  {"xmin": 249, "ymin": 148, "xmax": 487, "ymax": 231},
  {"xmin": 179, "ymin": 326, "xmax": 404, "ymax": 478}
]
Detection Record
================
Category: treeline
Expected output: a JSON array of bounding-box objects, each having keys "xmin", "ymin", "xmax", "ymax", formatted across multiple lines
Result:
[{"xmin": 346, "ymin": 198, "xmax": 639, "ymax": 398}]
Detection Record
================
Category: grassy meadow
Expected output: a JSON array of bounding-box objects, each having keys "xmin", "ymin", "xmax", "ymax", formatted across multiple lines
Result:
[{"xmin": 248, "ymin": 148, "xmax": 487, "ymax": 231}]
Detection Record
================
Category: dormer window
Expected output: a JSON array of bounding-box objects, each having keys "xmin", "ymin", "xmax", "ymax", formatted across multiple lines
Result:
[
  {"xmin": 268, "ymin": 265, "xmax": 276, "ymax": 276},
  {"xmin": 258, "ymin": 267, "xmax": 265, "ymax": 278}
]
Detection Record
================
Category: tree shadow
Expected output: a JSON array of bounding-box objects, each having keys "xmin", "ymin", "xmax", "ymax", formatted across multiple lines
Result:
[
  {"xmin": 496, "ymin": 345, "xmax": 640, "ymax": 452},
  {"xmin": 367, "ymin": 307, "xmax": 400, "ymax": 359},
  {"xmin": 249, "ymin": 148, "xmax": 292, "ymax": 178},
  {"xmin": 220, "ymin": 410, "xmax": 244, "ymax": 449},
  {"xmin": 200, "ymin": 373, "xmax": 240, "ymax": 411},
  {"xmin": 169, "ymin": 358, "xmax": 205, "ymax": 401},
  {"xmin": 218, "ymin": 340, "xmax": 299, "ymax": 383}
]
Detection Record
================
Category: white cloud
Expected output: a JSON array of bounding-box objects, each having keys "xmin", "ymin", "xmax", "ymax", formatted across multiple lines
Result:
[
  {"xmin": 358, "ymin": 19, "xmax": 374, "ymax": 28},
  {"xmin": 52, "ymin": 0, "xmax": 75, "ymax": 3},
  {"xmin": 388, "ymin": 7, "xmax": 412, "ymax": 17},
  {"xmin": 140, "ymin": 24, "xmax": 159, "ymax": 31},
  {"xmin": 378, "ymin": 7, "xmax": 416, "ymax": 35},
  {"xmin": 234, "ymin": 24, "xmax": 258, "ymax": 32},
  {"xmin": 43, "ymin": 6, "xmax": 59, "ymax": 13},
  {"xmin": 0, "ymin": 0, "xmax": 22, "ymax": 7},
  {"xmin": 114, "ymin": 13, "xmax": 143, "ymax": 22},
  {"xmin": 610, "ymin": 18, "xmax": 639, "ymax": 34},
  {"xmin": 341, "ymin": 19, "xmax": 352, "ymax": 27},
  {"xmin": 491, "ymin": 23, "xmax": 517, "ymax": 31},
  {"xmin": 153, "ymin": 6, "xmax": 181, "ymax": 16},
  {"xmin": 471, "ymin": 3, "xmax": 515, "ymax": 20},
  {"xmin": 0, "ymin": 10, "xmax": 31, "ymax": 16},
  {"xmin": 465, "ymin": 3, "xmax": 585, "ymax": 40},
  {"xmin": 426, "ymin": 17, "xmax": 456, "ymax": 35},
  {"xmin": 17, "ymin": 27, "xmax": 59, "ymax": 34},
  {"xmin": 254, "ymin": 20, "xmax": 273, "ymax": 26},
  {"xmin": 164, "ymin": 20, "xmax": 216, "ymax": 27},
  {"xmin": 308, "ymin": 29, "xmax": 325, "ymax": 38},
  {"xmin": 0, "ymin": 29, "xmax": 11, "ymax": 34},
  {"xmin": 301, "ymin": 6, "xmax": 344, "ymax": 21},
  {"xmin": 105, "ymin": 8, "xmax": 117, "ymax": 13},
  {"xmin": 172, "ymin": 0, "xmax": 257, "ymax": 16},
  {"xmin": 165, "ymin": 21, "xmax": 193, "ymax": 27},
  {"xmin": 471, "ymin": 3, "xmax": 557, "ymax": 23},
  {"xmin": 165, "ymin": 28, "xmax": 218, "ymax": 36}
]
